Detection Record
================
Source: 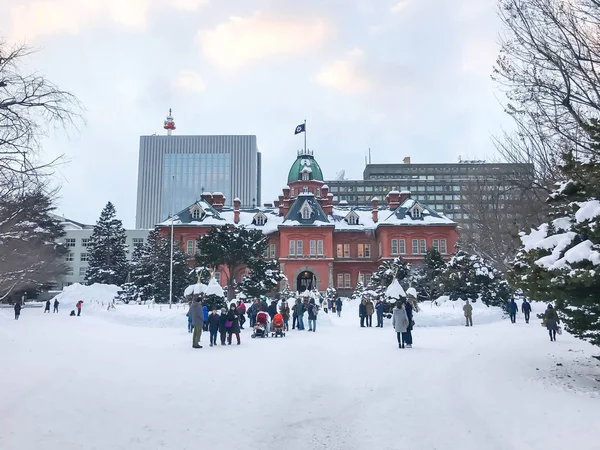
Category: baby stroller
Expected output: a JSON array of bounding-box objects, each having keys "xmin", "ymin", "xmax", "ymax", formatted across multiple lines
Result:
[
  {"xmin": 272, "ymin": 313, "xmax": 285, "ymax": 338},
  {"xmin": 252, "ymin": 311, "xmax": 269, "ymax": 338}
]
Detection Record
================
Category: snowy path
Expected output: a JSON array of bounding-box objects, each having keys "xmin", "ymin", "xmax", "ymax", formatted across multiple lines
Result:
[{"xmin": 1, "ymin": 308, "xmax": 598, "ymax": 450}]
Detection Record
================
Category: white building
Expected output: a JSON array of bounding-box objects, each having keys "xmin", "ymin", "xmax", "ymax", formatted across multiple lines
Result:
[{"xmin": 56, "ymin": 216, "xmax": 149, "ymax": 288}]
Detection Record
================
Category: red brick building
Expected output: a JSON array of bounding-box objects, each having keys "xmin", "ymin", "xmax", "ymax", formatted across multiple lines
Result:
[{"xmin": 158, "ymin": 150, "xmax": 458, "ymax": 294}]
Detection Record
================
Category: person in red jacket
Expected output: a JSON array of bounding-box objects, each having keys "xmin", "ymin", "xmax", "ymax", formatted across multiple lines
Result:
[
  {"xmin": 237, "ymin": 300, "xmax": 247, "ymax": 330},
  {"xmin": 76, "ymin": 300, "xmax": 83, "ymax": 316}
]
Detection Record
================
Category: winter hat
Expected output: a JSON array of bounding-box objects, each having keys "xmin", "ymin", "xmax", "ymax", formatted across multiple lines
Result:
[{"xmin": 221, "ymin": 308, "xmax": 227, "ymax": 313}]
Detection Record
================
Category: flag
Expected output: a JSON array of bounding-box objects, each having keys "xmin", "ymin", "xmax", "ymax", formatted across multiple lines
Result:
[{"xmin": 294, "ymin": 123, "xmax": 306, "ymax": 135}]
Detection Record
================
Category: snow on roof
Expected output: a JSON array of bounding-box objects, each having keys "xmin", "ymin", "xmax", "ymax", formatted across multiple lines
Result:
[
  {"xmin": 400, "ymin": 190, "xmax": 411, "ymax": 195},
  {"xmin": 233, "ymin": 197, "xmax": 241, "ymax": 202},
  {"xmin": 339, "ymin": 200, "xmax": 348, "ymax": 206},
  {"xmin": 212, "ymin": 191, "xmax": 224, "ymax": 196},
  {"xmin": 201, "ymin": 191, "xmax": 212, "ymax": 195},
  {"xmin": 322, "ymin": 184, "xmax": 329, "ymax": 189},
  {"xmin": 371, "ymin": 197, "xmax": 379, "ymax": 202},
  {"xmin": 388, "ymin": 190, "xmax": 400, "ymax": 195}
]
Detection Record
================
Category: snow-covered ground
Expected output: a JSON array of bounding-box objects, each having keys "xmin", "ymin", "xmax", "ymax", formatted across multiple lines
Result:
[{"xmin": 1, "ymin": 296, "xmax": 599, "ymax": 450}]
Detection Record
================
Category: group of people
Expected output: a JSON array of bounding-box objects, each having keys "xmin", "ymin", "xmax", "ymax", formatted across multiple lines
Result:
[
  {"xmin": 13, "ymin": 299, "xmax": 83, "ymax": 319},
  {"xmin": 187, "ymin": 300, "xmax": 244, "ymax": 348},
  {"xmin": 43, "ymin": 299, "xmax": 60, "ymax": 314},
  {"xmin": 358, "ymin": 297, "xmax": 389, "ymax": 328}
]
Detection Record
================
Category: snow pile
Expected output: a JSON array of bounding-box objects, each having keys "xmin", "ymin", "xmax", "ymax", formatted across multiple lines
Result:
[
  {"xmin": 385, "ymin": 279, "xmax": 406, "ymax": 299},
  {"xmin": 184, "ymin": 283, "xmax": 207, "ymax": 296},
  {"xmin": 51, "ymin": 283, "xmax": 120, "ymax": 309},
  {"xmin": 415, "ymin": 297, "xmax": 505, "ymax": 327},
  {"xmin": 204, "ymin": 278, "xmax": 224, "ymax": 297}
]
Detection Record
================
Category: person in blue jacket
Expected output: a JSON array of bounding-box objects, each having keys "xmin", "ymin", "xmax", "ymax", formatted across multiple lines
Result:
[
  {"xmin": 202, "ymin": 304, "xmax": 209, "ymax": 331},
  {"xmin": 509, "ymin": 299, "xmax": 518, "ymax": 324},
  {"xmin": 335, "ymin": 297, "xmax": 343, "ymax": 317},
  {"xmin": 186, "ymin": 302, "xmax": 193, "ymax": 333},
  {"xmin": 521, "ymin": 299, "xmax": 532, "ymax": 324},
  {"xmin": 375, "ymin": 298, "xmax": 384, "ymax": 327}
]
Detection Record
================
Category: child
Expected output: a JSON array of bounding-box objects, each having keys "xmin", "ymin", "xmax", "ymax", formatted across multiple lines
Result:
[
  {"xmin": 207, "ymin": 308, "xmax": 220, "ymax": 347},
  {"xmin": 186, "ymin": 302, "xmax": 193, "ymax": 333},
  {"xmin": 218, "ymin": 308, "xmax": 228, "ymax": 345}
]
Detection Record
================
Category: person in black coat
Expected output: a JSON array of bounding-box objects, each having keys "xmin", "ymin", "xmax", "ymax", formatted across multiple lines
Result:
[
  {"xmin": 359, "ymin": 300, "xmax": 367, "ymax": 327},
  {"xmin": 53, "ymin": 299, "xmax": 59, "ymax": 313},
  {"xmin": 226, "ymin": 303, "xmax": 241, "ymax": 345},
  {"xmin": 218, "ymin": 308, "xmax": 228, "ymax": 345},
  {"xmin": 44, "ymin": 300, "xmax": 51, "ymax": 313},
  {"xmin": 268, "ymin": 300, "xmax": 278, "ymax": 319},
  {"xmin": 522, "ymin": 299, "xmax": 532, "ymax": 324},
  {"xmin": 207, "ymin": 309, "xmax": 221, "ymax": 347},
  {"xmin": 14, "ymin": 302, "xmax": 22, "ymax": 320},
  {"xmin": 404, "ymin": 301, "xmax": 414, "ymax": 348}
]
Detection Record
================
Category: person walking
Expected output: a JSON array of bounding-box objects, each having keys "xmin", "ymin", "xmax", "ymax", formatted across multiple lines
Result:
[
  {"xmin": 189, "ymin": 299, "xmax": 204, "ymax": 349},
  {"xmin": 202, "ymin": 304, "xmax": 209, "ymax": 331},
  {"xmin": 375, "ymin": 298, "xmax": 384, "ymax": 328},
  {"xmin": 292, "ymin": 301, "xmax": 298, "ymax": 330},
  {"xmin": 544, "ymin": 304, "xmax": 560, "ymax": 342},
  {"xmin": 296, "ymin": 298, "xmax": 305, "ymax": 331},
  {"xmin": 237, "ymin": 301, "xmax": 247, "ymax": 330},
  {"xmin": 248, "ymin": 299, "xmax": 258, "ymax": 328},
  {"xmin": 268, "ymin": 299, "xmax": 278, "ymax": 320},
  {"xmin": 44, "ymin": 300, "xmax": 51, "ymax": 313},
  {"xmin": 335, "ymin": 297, "xmax": 342, "ymax": 317},
  {"xmin": 76, "ymin": 300, "xmax": 83, "ymax": 317},
  {"xmin": 359, "ymin": 299, "xmax": 367, "ymax": 327},
  {"xmin": 463, "ymin": 299, "xmax": 473, "ymax": 327},
  {"xmin": 308, "ymin": 299, "xmax": 318, "ymax": 332},
  {"xmin": 322, "ymin": 299, "xmax": 329, "ymax": 314},
  {"xmin": 509, "ymin": 299, "xmax": 518, "ymax": 324},
  {"xmin": 53, "ymin": 299, "xmax": 59, "ymax": 313},
  {"xmin": 366, "ymin": 298, "xmax": 375, "ymax": 327},
  {"xmin": 219, "ymin": 308, "xmax": 228, "ymax": 345},
  {"xmin": 404, "ymin": 300, "xmax": 414, "ymax": 348},
  {"xmin": 281, "ymin": 300, "xmax": 291, "ymax": 331},
  {"xmin": 186, "ymin": 301, "xmax": 194, "ymax": 333},
  {"xmin": 14, "ymin": 301, "xmax": 22, "ymax": 320},
  {"xmin": 207, "ymin": 308, "xmax": 220, "ymax": 347},
  {"xmin": 392, "ymin": 300, "xmax": 410, "ymax": 349},
  {"xmin": 226, "ymin": 302, "xmax": 241, "ymax": 345},
  {"xmin": 522, "ymin": 298, "xmax": 532, "ymax": 324}
]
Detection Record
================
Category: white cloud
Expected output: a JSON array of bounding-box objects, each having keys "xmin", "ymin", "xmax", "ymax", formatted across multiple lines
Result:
[
  {"xmin": 8, "ymin": 0, "xmax": 208, "ymax": 41},
  {"xmin": 316, "ymin": 49, "xmax": 370, "ymax": 94},
  {"xmin": 460, "ymin": 39, "xmax": 499, "ymax": 75},
  {"xmin": 390, "ymin": 1, "xmax": 410, "ymax": 14},
  {"xmin": 173, "ymin": 70, "xmax": 206, "ymax": 94},
  {"xmin": 198, "ymin": 12, "xmax": 329, "ymax": 69}
]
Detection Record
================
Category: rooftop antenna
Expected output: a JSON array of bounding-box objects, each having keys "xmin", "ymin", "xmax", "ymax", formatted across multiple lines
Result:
[
  {"xmin": 369, "ymin": 147, "xmax": 372, "ymax": 164},
  {"xmin": 164, "ymin": 108, "xmax": 176, "ymax": 136}
]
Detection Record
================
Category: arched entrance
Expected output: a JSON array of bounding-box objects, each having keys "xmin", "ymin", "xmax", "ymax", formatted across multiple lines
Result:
[{"xmin": 296, "ymin": 270, "xmax": 316, "ymax": 292}]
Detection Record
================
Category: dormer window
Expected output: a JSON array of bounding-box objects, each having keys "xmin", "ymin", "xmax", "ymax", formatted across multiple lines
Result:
[
  {"xmin": 303, "ymin": 186, "xmax": 309, "ymax": 193},
  {"xmin": 190, "ymin": 205, "xmax": 205, "ymax": 220},
  {"xmin": 300, "ymin": 200, "xmax": 313, "ymax": 220},
  {"xmin": 410, "ymin": 205, "xmax": 423, "ymax": 219},
  {"xmin": 302, "ymin": 171, "xmax": 310, "ymax": 181},
  {"xmin": 316, "ymin": 188, "xmax": 321, "ymax": 197},
  {"xmin": 291, "ymin": 188, "xmax": 295, "ymax": 197},
  {"xmin": 254, "ymin": 212, "xmax": 267, "ymax": 226},
  {"xmin": 345, "ymin": 211, "xmax": 359, "ymax": 225}
]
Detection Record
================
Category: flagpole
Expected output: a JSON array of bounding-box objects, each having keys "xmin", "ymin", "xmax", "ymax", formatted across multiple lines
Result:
[{"xmin": 304, "ymin": 119, "xmax": 307, "ymax": 153}]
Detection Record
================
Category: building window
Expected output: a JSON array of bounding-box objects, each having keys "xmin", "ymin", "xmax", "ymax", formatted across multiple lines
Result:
[
  {"xmin": 132, "ymin": 238, "xmax": 144, "ymax": 250},
  {"xmin": 433, "ymin": 239, "xmax": 439, "ymax": 252},
  {"xmin": 255, "ymin": 214, "xmax": 267, "ymax": 226},
  {"xmin": 412, "ymin": 239, "xmax": 419, "ymax": 255},
  {"xmin": 65, "ymin": 238, "xmax": 76, "ymax": 247},
  {"xmin": 191, "ymin": 208, "xmax": 202, "ymax": 220},
  {"xmin": 289, "ymin": 240, "xmax": 296, "ymax": 256},
  {"xmin": 297, "ymin": 240, "xmax": 304, "ymax": 255},
  {"xmin": 317, "ymin": 240, "xmax": 324, "ymax": 255},
  {"xmin": 187, "ymin": 240, "xmax": 194, "ymax": 255},
  {"xmin": 269, "ymin": 244, "xmax": 276, "ymax": 259},
  {"xmin": 291, "ymin": 188, "xmax": 295, "ymax": 197},
  {"xmin": 399, "ymin": 239, "xmax": 406, "ymax": 254},
  {"xmin": 336, "ymin": 244, "xmax": 350, "ymax": 258},
  {"xmin": 79, "ymin": 267, "xmax": 86, "ymax": 276},
  {"xmin": 66, "ymin": 267, "xmax": 74, "ymax": 275},
  {"xmin": 316, "ymin": 188, "xmax": 321, "ymax": 197},
  {"xmin": 310, "ymin": 240, "xmax": 317, "ymax": 256},
  {"xmin": 364, "ymin": 273, "xmax": 372, "ymax": 286},
  {"xmin": 411, "ymin": 208, "xmax": 422, "ymax": 219},
  {"xmin": 391, "ymin": 239, "xmax": 399, "ymax": 255},
  {"xmin": 344, "ymin": 273, "xmax": 351, "ymax": 288},
  {"xmin": 440, "ymin": 239, "xmax": 447, "ymax": 254},
  {"xmin": 66, "ymin": 252, "xmax": 74, "ymax": 262},
  {"xmin": 263, "ymin": 247, "xmax": 269, "ymax": 258},
  {"xmin": 420, "ymin": 239, "xmax": 426, "ymax": 254},
  {"xmin": 300, "ymin": 201, "xmax": 312, "ymax": 220},
  {"xmin": 346, "ymin": 212, "xmax": 359, "ymax": 225},
  {"xmin": 337, "ymin": 274, "xmax": 344, "ymax": 288},
  {"xmin": 358, "ymin": 244, "xmax": 371, "ymax": 258},
  {"xmin": 302, "ymin": 171, "xmax": 310, "ymax": 181},
  {"xmin": 303, "ymin": 185, "xmax": 309, "ymax": 193},
  {"xmin": 81, "ymin": 238, "xmax": 90, "ymax": 247},
  {"xmin": 80, "ymin": 253, "xmax": 89, "ymax": 262}
]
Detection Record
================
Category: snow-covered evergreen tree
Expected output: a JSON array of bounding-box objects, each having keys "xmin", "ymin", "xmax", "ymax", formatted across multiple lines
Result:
[
  {"xmin": 351, "ymin": 281, "xmax": 366, "ymax": 301},
  {"xmin": 511, "ymin": 142, "xmax": 600, "ymax": 346},
  {"xmin": 238, "ymin": 259, "xmax": 285, "ymax": 299},
  {"xmin": 413, "ymin": 248, "xmax": 446, "ymax": 300},
  {"xmin": 325, "ymin": 286, "xmax": 337, "ymax": 302},
  {"xmin": 85, "ymin": 202, "xmax": 129, "ymax": 286},
  {"xmin": 153, "ymin": 236, "xmax": 190, "ymax": 303},
  {"xmin": 369, "ymin": 257, "xmax": 410, "ymax": 296},
  {"xmin": 441, "ymin": 249, "xmax": 512, "ymax": 308}
]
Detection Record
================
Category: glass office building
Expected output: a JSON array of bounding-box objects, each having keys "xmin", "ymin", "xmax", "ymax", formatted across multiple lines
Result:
[{"xmin": 136, "ymin": 135, "xmax": 259, "ymax": 229}]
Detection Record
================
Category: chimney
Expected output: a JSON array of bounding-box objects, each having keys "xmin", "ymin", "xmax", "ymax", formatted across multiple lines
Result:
[
  {"xmin": 263, "ymin": 203, "xmax": 273, "ymax": 208},
  {"xmin": 283, "ymin": 188, "xmax": 290, "ymax": 199},
  {"xmin": 403, "ymin": 156, "xmax": 411, "ymax": 164},
  {"xmin": 386, "ymin": 189, "xmax": 401, "ymax": 210},
  {"xmin": 371, "ymin": 197, "xmax": 378, "ymax": 223},
  {"xmin": 212, "ymin": 192, "xmax": 225, "ymax": 211},
  {"xmin": 321, "ymin": 184, "xmax": 329, "ymax": 198},
  {"xmin": 398, "ymin": 190, "xmax": 411, "ymax": 205},
  {"xmin": 233, "ymin": 198, "xmax": 241, "ymax": 224},
  {"xmin": 201, "ymin": 192, "xmax": 213, "ymax": 204}
]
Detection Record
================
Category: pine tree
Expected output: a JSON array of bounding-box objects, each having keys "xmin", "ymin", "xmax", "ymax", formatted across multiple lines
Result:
[
  {"xmin": 511, "ymin": 129, "xmax": 600, "ymax": 346},
  {"xmin": 85, "ymin": 202, "xmax": 129, "ymax": 286},
  {"xmin": 369, "ymin": 257, "xmax": 410, "ymax": 296},
  {"xmin": 325, "ymin": 286, "xmax": 337, "ymax": 302},
  {"xmin": 351, "ymin": 281, "xmax": 366, "ymax": 301},
  {"xmin": 238, "ymin": 258, "xmax": 285, "ymax": 299},
  {"xmin": 196, "ymin": 226, "xmax": 269, "ymax": 300},
  {"xmin": 441, "ymin": 249, "xmax": 512, "ymax": 308},
  {"xmin": 415, "ymin": 248, "xmax": 446, "ymax": 300},
  {"xmin": 153, "ymin": 236, "xmax": 190, "ymax": 303}
]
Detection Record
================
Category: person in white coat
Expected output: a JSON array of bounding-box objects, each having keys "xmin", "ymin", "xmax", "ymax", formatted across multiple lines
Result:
[{"xmin": 392, "ymin": 300, "xmax": 410, "ymax": 349}]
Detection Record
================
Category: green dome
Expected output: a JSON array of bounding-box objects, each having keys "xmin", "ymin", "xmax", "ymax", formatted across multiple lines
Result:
[{"xmin": 287, "ymin": 151, "xmax": 324, "ymax": 183}]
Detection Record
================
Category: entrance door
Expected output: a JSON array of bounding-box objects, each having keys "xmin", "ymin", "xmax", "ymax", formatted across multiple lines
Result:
[{"xmin": 296, "ymin": 271, "xmax": 315, "ymax": 292}]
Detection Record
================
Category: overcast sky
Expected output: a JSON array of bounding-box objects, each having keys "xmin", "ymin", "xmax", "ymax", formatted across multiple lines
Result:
[{"xmin": 3, "ymin": 0, "xmax": 509, "ymax": 228}]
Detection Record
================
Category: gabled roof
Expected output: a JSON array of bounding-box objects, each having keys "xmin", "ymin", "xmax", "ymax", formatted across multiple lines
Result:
[
  {"xmin": 282, "ymin": 193, "xmax": 331, "ymax": 226},
  {"xmin": 166, "ymin": 200, "xmax": 225, "ymax": 226},
  {"xmin": 378, "ymin": 198, "xmax": 451, "ymax": 225}
]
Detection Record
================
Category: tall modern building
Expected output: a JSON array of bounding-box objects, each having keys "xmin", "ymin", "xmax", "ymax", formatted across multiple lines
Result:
[
  {"xmin": 135, "ymin": 134, "xmax": 261, "ymax": 229},
  {"xmin": 325, "ymin": 157, "xmax": 534, "ymax": 222}
]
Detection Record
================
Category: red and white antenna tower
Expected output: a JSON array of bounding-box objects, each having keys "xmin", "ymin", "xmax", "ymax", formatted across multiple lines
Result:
[{"xmin": 163, "ymin": 108, "xmax": 176, "ymax": 136}]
